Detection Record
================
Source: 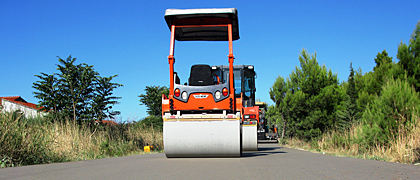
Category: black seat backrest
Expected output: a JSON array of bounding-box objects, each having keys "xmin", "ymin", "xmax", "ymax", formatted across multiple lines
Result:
[
  {"xmin": 189, "ymin": 64, "xmax": 214, "ymax": 86},
  {"xmin": 174, "ymin": 72, "xmax": 180, "ymax": 84}
]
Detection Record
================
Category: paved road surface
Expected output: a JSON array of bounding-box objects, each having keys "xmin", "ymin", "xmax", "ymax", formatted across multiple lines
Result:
[{"xmin": 1, "ymin": 144, "xmax": 419, "ymax": 180}]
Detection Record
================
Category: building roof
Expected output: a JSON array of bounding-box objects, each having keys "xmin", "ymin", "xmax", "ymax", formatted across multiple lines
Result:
[
  {"xmin": 0, "ymin": 96, "xmax": 42, "ymax": 110},
  {"xmin": 96, "ymin": 120, "xmax": 119, "ymax": 126}
]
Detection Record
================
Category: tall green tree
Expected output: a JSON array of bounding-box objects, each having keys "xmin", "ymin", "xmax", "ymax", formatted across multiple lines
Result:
[
  {"xmin": 139, "ymin": 86, "xmax": 169, "ymax": 116},
  {"xmin": 336, "ymin": 63, "xmax": 359, "ymax": 130},
  {"xmin": 397, "ymin": 21, "xmax": 420, "ymax": 92},
  {"xmin": 371, "ymin": 50, "xmax": 394, "ymax": 95},
  {"xmin": 289, "ymin": 50, "xmax": 345, "ymax": 139},
  {"xmin": 56, "ymin": 56, "xmax": 98, "ymax": 122},
  {"xmin": 267, "ymin": 49, "xmax": 346, "ymax": 140},
  {"xmin": 92, "ymin": 75, "xmax": 123, "ymax": 122},
  {"xmin": 355, "ymin": 50, "xmax": 403, "ymax": 113},
  {"xmin": 269, "ymin": 76, "xmax": 287, "ymax": 138},
  {"xmin": 347, "ymin": 63, "xmax": 358, "ymax": 107},
  {"xmin": 33, "ymin": 55, "xmax": 122, "ymax": 123},
  {"xmin": 33, "ymin": 73, "xmax": 61, "ymax": 119},
  {"xmin": 269, "ymin": 76, "xmax": 287, "ymax": 107}
]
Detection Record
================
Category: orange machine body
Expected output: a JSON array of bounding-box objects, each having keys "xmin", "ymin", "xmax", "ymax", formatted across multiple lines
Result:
[
  {"xmin": 162, "ymin": 14, "xmax": 241, "ymax": 116},
  {"xmin": 243, "ymin": 106, "xmax": 260, "ymax": 124}
]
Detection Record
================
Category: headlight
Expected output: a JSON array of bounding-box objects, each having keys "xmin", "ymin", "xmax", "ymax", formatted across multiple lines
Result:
[
  {"xmin": 244, "ymin": 115, "xmax": 250, "ymax": 119},
  {"xmin": 215, "ymin": 91, "xmax": 221, "ymax": 99},
  {"xmin": 181, "ymin": 91, "xmax": 188, "ymax": 100}
]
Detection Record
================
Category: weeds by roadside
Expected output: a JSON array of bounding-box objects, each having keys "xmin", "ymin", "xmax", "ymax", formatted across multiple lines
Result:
[
  {"xmin": 283, "ymin": 78, "xmax": 420, "ymax": 165},
  {"xmin": 284, "ymin": 118, "xmax": 420, "ymax": 164},
  {"xmin": 0, "ymin": 112, "xmax": 163, "ymax": 167}
]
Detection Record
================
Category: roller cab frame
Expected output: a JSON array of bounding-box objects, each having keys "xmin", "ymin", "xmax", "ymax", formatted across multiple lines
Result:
[
  {"xmin": 210, "ymin": 64, "xmax": 258, "ymax": 123},
  {"xmin": 162, "ymin": 8, "xmax": 242, "ymax": 157},
  {"xmin": 211, "ymin": 64, "xmax": 259, "ymax": 151}
]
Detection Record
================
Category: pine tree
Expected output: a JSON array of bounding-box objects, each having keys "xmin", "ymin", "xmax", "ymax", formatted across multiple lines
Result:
[
  {"xmin": 336, "ymin": 63, "xmax": 359, "ymax": 130},
  {"xmin": 267, "ymin": 49, "xmax": 345, "ymax": 140},
  {"xmin": 360, "ymin": 78, "xmax": 420, "ymax": 147},
  {"xmin": 269, "ymin": 76, "xmax": 287, "ymax": 138},
  {"xmin": 397, "ymin": 21, "xmax": 420, "ymax": 92},
  {"xmin": 348, "ymin": 63, "xmax": 358, "ymax": 106}
]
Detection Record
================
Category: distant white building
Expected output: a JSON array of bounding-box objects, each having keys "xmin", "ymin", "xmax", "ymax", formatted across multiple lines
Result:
[{"xmin": 0, "ymin": 96, "xmax": 46, "ymax": 118}]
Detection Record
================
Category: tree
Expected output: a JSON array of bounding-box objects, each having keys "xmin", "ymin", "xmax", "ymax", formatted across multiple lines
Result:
[
  {"xmin": 33, "ymin": 55, "xmax": 122, "ymax": 123},
  {"xmin": 139, "ymin": 86, "xmax": 169, "ymax": 116},
  {"xmin": 374, "ymin": 50, "xmax": 392, "ymax": 68},
  {"xmin": 269, "ymin": 76, "xmax": 287, "ymax": 139},
  {"xmin": 267, "ymin": 49, "xmax": 346, "ymax": 140},
  {"xmin": 336, "ymin": 63, "xmax": 359, "ymax": 130},
  {"xmin": 355, "ymin": 50, "xmax": 403, "ymax": 113},
  {"xmin": 56, "ymin": 56, "xmax": 99, "ymax": 122},
  {"xmin": 347, "ymin": 63, "xmax": 358, "ymax": 107},
  {"xmin": 91, "ymin": 75, "xmax": 123, "ymax": 122},
  {"xmin": 397, "ymin": 21, "xmax": 420, "ymax": 92},
  {"xmin": 371, "ymin": 50, "xmax": 394, "ymax": 95},
  {"xmin": 269, "ymin": 76, "xmax": 287, "ymax": 107},
  {"xmin": 288, "ymin": 50, "xmax": 345, "ymax": 140},
  {"xmin": 33, "ymin": 73, "xmax": 63, "ymax": 120},
  {"xmin": 33, "ymin": 73, "xmax": 60, "ymax": 112}
]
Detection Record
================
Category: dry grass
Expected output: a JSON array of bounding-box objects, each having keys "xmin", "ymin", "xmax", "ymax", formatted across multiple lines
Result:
[
  {"xmin": 286, "ymin": 118, "xmax": 420, "ymax": 164},
  {"xmin": 48, "ymin": 121, "xmax": 106, "ymax": 160},
  {"xmin": 1, "ymin": 112, "xmax": 163, "ymax": 167},
  {"xmin": 126, "ymin": 125, "xmax": 163, "ymax": 151},
  {"xmin": 387, "ymin": 121, "xmax": 420, "ymax": 163},
  {"xmin": 47, "ymin": 122, "xmax": 164, "ymax": 160},
  {"xmin": 317, "ymin": 123, "xmax": 361, "ymax": 157},
  {"xmin": 1, "ymin": 112, "xmax": 57, "ymax": 167}
]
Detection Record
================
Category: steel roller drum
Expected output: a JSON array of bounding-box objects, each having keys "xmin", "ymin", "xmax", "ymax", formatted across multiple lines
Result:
[
  {"xmin": 164, "ymin": 119, "xmax": 241, "ymax": 158},
  {"xmin": 242, "ymin": 122, "xmax": 258, "ymax": 151}
]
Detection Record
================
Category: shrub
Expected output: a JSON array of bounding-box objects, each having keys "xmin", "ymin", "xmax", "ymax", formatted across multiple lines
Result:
[
  {"xmin": 358, "ymin": 78, "xmax": 420, "ymax": 149},
  {"xmin": 139, "ymin": 116, "xmax": 163, "ymax": 130}
]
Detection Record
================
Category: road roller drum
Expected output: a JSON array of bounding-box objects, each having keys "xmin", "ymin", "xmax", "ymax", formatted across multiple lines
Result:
[{"xmin": 163, "ymin": 113, "xmax": 241, "ymax": 157}]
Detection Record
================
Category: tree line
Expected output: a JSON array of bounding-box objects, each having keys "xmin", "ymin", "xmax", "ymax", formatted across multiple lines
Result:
[{"xmin": 268, "ymin": 21, "xmax": 420, "ymax": 149}]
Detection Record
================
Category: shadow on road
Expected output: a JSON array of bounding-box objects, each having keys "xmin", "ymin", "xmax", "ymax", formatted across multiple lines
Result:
[
  {"xmin": 241, "ymin": 151, "xmax": 287, "ymax": 157},
  {"xmin": 257, "ymin": 146, "xmax": 282, "ymax": 151},
  {"xmin": 241, "ymin": 145, "xmax": 286, "ymax": 158}
]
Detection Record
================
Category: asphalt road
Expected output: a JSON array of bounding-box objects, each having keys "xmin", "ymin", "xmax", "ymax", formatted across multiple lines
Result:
[{"xmin": 1, "ymin": 143, "xmax": 419, "ymax": 180}]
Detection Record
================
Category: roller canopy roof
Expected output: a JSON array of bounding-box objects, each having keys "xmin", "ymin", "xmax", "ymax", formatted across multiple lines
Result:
[{"xmin": 164, "ymin": 8, "xmax": 239, "ymax": 41}]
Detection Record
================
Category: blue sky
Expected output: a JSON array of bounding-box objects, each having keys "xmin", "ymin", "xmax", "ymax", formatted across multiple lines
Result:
[{"xmin": 1, "ymin": 0, "xmax": 419, "ymax": 122}]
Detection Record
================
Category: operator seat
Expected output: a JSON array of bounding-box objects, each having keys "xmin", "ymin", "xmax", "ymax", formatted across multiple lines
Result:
[{"xmin": 189, "ymin": 64, "xmax": 214, "ymax": 86}]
